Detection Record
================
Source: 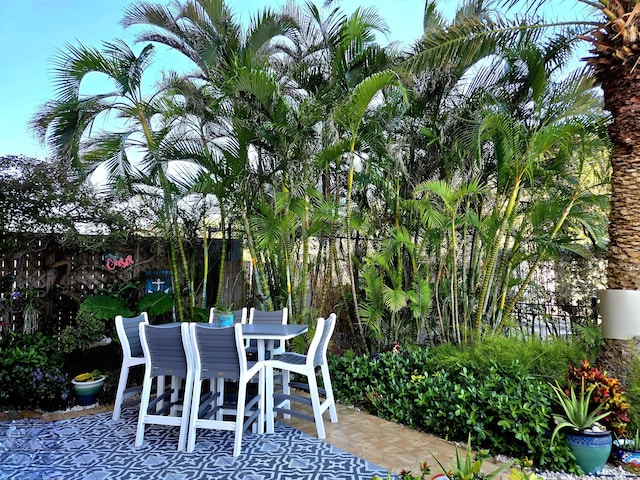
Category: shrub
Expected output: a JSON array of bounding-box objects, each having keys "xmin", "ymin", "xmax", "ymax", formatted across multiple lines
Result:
[
  {"xmin": 425, "ymin": 336, "xmax": 589, "ymax": 381},
  {"xmin": 0, "ymin": 331, "xmax": 65, "ymax": 409},
  {"xmin": 31, "ymin": 366, "xmax": 69, "ymax": 401},
  {"xmin": 624, "ymin": 355, "xmax": 640, "ymax": 432},
  {"xmin": 411, "ymin": 362, "xmax": 575, "ymax": 472},
  {"xmin": 567, "ymin": 359, "xmax": 630, "ymax": 436},
  {"xmin": 329, "ymin": 347, "xmax": 430, "ymax": 427},
  {"xmin": 60, "ymin": 310, "xmax": 107, "ymax": 353},
  {"xmin": 329, "ymin": 338, "xmax": 585, "ymax": 473}
]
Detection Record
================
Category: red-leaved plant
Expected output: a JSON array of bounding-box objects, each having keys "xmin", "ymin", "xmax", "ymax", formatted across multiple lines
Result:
[{"xmin": 567, "ymin": 359, "xmax": 630, "ymax": 436}]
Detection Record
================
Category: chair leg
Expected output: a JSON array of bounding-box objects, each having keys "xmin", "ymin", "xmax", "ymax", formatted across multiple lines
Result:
[
  {"xmin": 233, "ymin": 381, "xmax": 247, "ymax": 457},
  {"xmin": 215, "ymin": 378, "xmax": 225, "ymax": 421},
  {"xmin": 155, "ymin": 375, "xmax": 166, "ymax": 413},
  {"xmin": 281, "ymin": 369, "xmax": 291, "ymax": 419},
  {"xmin": 113, "ymin": 364, "xmax": 130, "ymax": 421},
  {"xmin": 187, "ymin": 378, "xmax": 202, "ymax": 453},
  {"xmin": 135, "ymin": 374, "xmax": 154, "ymax": 447},
  {"xmin": 256, "ymin": 365, "xmax": 264, "ymax": 434},
  {"xmin": 307, "ymin": 372, "xmax": 326, "ymax": 439},
  {"xmin": 265, "ymin": 365, "xmax": 275, "ymax": 434},
  {"xmin": 170, "ymin": 376, "xmax": 181, "ymax": 417},
  {"xmin": 321, "ymin": 364, "xmax": 338, "ymax": 423},
  {"xmin": 177, "ymin": 373, "xmax": 194, "ymax": 452}
]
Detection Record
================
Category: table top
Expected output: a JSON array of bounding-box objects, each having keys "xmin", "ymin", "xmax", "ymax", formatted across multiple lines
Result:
[{"xmin": 241, "ymin": 323, "xmax": 308, "ymax": 340}]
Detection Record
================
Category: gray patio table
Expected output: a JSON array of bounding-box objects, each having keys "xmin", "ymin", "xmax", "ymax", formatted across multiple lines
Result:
[{"xmin": 240, "ymin": 323, "xmax": 308, "ymax": 432}]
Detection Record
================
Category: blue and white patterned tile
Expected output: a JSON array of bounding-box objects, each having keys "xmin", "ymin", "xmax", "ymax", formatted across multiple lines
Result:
[{"xmin": 0, "ymin": 411, "xmax": 393, "ymax": 480}]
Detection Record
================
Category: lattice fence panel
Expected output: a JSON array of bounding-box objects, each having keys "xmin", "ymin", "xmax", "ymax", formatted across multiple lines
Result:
[{"xmin": 0, "ymin": 234, "xmax": 196, "ymax": 336}]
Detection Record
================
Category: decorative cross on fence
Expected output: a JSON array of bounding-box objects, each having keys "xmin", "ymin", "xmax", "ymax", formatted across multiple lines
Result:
[{"xmin": 145, "ymin": 270, "xmax": 172, "ymax": 294}]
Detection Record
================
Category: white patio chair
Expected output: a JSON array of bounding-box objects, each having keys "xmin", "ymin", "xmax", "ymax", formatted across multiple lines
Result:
[
  {"xmin": 248, "ymin": 307, "xmax": 288, "ymax": 356},
  {"xmin": 265, "ymin": 313, "xmax": 338, "ymax": 439},
  {"xmin": 186, "ymin": 322, "xmax": 264, "ymax": 456},
  {"xmin": 113, "ymin": 312, "xmax": 165, "ymax": 421},
  {"xmin": 135, "ymin": 323, "xmax": 194, "ymax": 451}
]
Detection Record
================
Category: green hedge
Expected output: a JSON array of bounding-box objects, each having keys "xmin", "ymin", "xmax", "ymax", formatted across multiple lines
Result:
[{"xmin": 329, "ymin": 338, "xmax": 590, "ymax": 473}]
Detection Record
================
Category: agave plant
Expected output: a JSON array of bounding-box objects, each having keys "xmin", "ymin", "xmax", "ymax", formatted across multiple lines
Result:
[{"xmin": 550, "ymin": 379, "xmax": 611, "ymax": 443}]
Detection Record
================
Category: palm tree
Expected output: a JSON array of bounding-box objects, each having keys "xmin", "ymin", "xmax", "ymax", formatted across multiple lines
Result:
[
  {"xmin": 122, "ymin": 0, "xmax": 299, "ymax": 312},
  {"xmin": 30, "ymin": 39, "xmax": 199, "ymax": 321},
  {"xmin": 495, "ymin": 0, "xmax": 640, "ymax": 294},
  {"xmin": 410, "ymin": 0, "xmax": 640, "ymax": 369},
  {"xmin": 575, "ymin": 1, "xmax": 640, "ymax": 291},
  {"xmin": 405, "ymin": 0, "xmax": 611, "ymax": 340}
]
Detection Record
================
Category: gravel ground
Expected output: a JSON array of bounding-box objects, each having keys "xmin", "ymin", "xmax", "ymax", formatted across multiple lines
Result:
[
  {"xmin": 492, "ymin": 454, "xmax": 639, "ymax": 479},
  {"xmin": 535, "ymin": 465, "xmax": 638, "ymax": 479}
]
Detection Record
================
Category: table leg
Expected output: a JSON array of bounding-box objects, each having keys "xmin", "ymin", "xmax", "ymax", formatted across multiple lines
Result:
[{"xmin": 257, "ymin": 339, "xmax": 266, "ymax": 434}]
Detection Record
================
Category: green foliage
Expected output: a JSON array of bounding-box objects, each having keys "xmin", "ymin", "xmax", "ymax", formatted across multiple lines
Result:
[
  {"xmin": 373, "ymin": 436, "xmax": 516, "ymax": 479},
  {"xmin": 329, "ymin": 347, "xmax": 431, "ymax": 426},
  {"xmin": 549, "ymin": 380, "xmax": 611, "ymax": 443},
  {"xmin": 410, "ymin": 364, "xmax": 575, "ymax": 471},
  {"xmin": 572, "ymin": 321, "xmax": 605, "ymax": 358},
  {"xmin": 136, "ymin": 292, "xmax": 174, "ymax": 317},
  {"xmin": 0, "ymin": 331, "xmax": 65, "ymax": 408},
  {"xmin": 330, "ymin": 339, "xmax": 584, "ymax": 473},
  {"xmin": 192, "ymin": 307, "xmax": 208, "ymax": 323},
  {"xmin": 436, "ymin": 435, "xmax": 511, "ymax": 480},
  {"xmin": 62, "ymin": 292, "xmax": 176, "ymax": 353},
  {"xmin": 624, "ymin": 355, "xmax": 640, "ymax": 432},
  {"xmin": 80, "ymin": 295, "xmax": 133, "ymax": 320},
  {"xmin": 0, "ymin": 155, "xmax": 133, "ymax": 243},
  {"xmin": 426, "ymin": 336, "xmax": 588, "ymax": 382},
  {"xmin": 60, "ymin": 310, "xmax": 108, "ymax": 353}
]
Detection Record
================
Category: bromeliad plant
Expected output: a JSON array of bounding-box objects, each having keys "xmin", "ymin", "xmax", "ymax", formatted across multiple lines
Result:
[
  {"xmin": 567, "ymin": 359, "xmax": 630, "ymax": 436},
  {"xmin": 73, "ymin": 370, "xmax": 103, "ymax": 383},
  {"xmin": 550, "ymin": 379, "xmax": 611, "ymax": 443}
]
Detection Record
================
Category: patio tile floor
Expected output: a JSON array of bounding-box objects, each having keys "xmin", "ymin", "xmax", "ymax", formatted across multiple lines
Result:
[
  {"xmin": 1, "ymin": 401, "xmax": 507, "ymax": 478},
  {"xmin": 0, "ymin": 405, "xmax": 390, "ymax": 479}
]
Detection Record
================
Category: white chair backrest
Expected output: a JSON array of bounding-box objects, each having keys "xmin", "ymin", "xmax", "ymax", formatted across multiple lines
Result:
[
  {"xmin": 310, "ymin": 313, "xmax": 336, "ymax": 368},
  {"xmin": 248, "ymin": 307, "xmax": 287, "ymax": 325},
  {"xmin": 248, "ymin": 307, "xmax": 288, "ymax": 354},
  {"xmin": 116, "ymin": 312, "xmax": 149, "ymax": 359}
]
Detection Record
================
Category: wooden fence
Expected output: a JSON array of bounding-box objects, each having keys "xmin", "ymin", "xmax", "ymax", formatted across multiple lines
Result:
[{"xmin": 0, "ymin": 233, "xmax": 243, "ymax": 335}]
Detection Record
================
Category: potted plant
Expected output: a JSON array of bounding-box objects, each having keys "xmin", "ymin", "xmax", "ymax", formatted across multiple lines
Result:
[
  {"xmin": 71, "ymin": 369, "xmax": 105, "ymax": 406},
  {"xmin": 550, "ymin": 379, "xmax": 612, "ymax": 474},
  {"xmin": 613, "ymin": 429, "xmax": 640, "ymax": 473},
  {"xmin": 214, "ymin": 305, "xmax": 235, "ymax": 327}
]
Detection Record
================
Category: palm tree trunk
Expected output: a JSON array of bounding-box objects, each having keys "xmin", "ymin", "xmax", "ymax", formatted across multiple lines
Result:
[
  {"xmin": 241, "ymin": 209, "xmax": 273, "ymax": 311},
  {"xmin": 598, "ymin": 64, "xmax": 640, "ymax": 381},
  {"xmin": 603, "ymin": 69, "xmax": 640, "ymax": 290}
]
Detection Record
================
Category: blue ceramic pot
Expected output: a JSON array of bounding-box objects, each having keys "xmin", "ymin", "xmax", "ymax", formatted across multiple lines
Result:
[
  {"xmin": 219, "ymin": 312, "xmax": 234, "ymax": 327},
  {"xmin": 565, "ymin": 429, "xmax": 612, "ymax": 474},
  {"xmin": 612, "ymin": 439, "xmax": 640, "ymax": 473},
  {"xmin": 71, "ymin": 376, "xmax": 105, "ymax": 406}
]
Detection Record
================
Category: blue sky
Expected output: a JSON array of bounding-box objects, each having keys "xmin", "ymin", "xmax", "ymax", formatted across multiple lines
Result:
[{"xmin": 0, "ymin": 0, "xmax": 434, "ymax": 159}]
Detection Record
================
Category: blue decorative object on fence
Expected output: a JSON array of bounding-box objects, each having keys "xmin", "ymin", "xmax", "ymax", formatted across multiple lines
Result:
[{"xmin": 145, "ymin": 270, "xmax": 172, "ymax": 294}]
